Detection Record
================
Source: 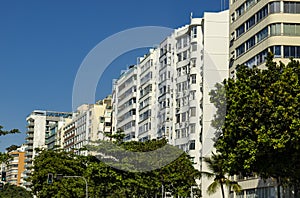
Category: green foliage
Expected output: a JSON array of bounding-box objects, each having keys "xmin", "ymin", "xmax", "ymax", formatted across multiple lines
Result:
[
  {"xmin": 202, "ymin": 154, "xmax": 241, "ymax": 198},
  {"xmin": 5, "ymin": 145, "xmax": 19, "ymax": 152},
  {"xmin": 29, "ymin": 139, "xmax": 201, "ymax": 197},
  {"xmin": 210, "ymin": 53, "xmax": 300, "ymax": 185},
  {"xmin": 0, "ymin": 125, "xmax": 20, "ymax": 136},
  {"xmin": 0, "ymin": 183, "xmax": 32, "ymax": 198}
]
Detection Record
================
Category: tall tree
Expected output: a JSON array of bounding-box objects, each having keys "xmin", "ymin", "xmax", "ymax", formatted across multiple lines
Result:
[
  {"xmin": 210, "ymin": 53, "xmax": 300, "ymax": 195},
  {"xmin": 202, "ymin": 153, "xmax": 241, "ymax": 198}
]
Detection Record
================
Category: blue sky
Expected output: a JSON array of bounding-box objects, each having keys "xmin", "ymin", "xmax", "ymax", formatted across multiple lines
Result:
[{"xmin": 0, "ymin": 0, "xmax": 227, "ymax": 151}]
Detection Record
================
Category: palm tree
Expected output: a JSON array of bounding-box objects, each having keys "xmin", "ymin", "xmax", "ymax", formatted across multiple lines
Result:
[{"xmin": 201, "ymin": 153, "xmax": 241, "ymax": 198}]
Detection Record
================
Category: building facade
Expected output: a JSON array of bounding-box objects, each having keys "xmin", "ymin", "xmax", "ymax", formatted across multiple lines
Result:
[
  {"xmin": 229, "ymin": 0, "xmax": 300, "ymax": 197},
  {"xmin": 6, "ymin": 145, "xmax": 26, "ymax": 186},
  {"xmin": 229, "ymin": 0, "xmax": 300, "ymax": 77},
  {"xmin": 112, "ymin": 11, "xmax": 229, "ymax": 197},
  {"xmin": 23, "ymin": 110, "xmax": 72, "ymax": 188},
  {"xmin": 62, "ymin": 96, "xmax": 113, "ymax": 155}
]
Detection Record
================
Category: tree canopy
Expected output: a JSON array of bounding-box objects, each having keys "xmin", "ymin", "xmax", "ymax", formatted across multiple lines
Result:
[
  {"xmin": 29, "ymin": 138, "xmax": 201, "ymax": 197},
  {"xmin": 210, "ymin": 53, "xmax": 300, "ymax": 186}
]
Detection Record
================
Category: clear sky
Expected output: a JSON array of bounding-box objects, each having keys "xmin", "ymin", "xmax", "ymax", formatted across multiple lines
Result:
[{"xmin": 0, "ymin": 0, "xmax": 227, "ymax": 151}]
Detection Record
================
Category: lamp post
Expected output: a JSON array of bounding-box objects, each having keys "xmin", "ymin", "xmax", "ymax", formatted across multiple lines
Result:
[{"xmin": 63, "ymin": 176, "xmax": 88, "ymax": 198}]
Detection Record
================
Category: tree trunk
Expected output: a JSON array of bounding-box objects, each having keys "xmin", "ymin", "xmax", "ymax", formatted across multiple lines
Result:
[{"xmin": 220, "ymin": 182, "xmax": 225, "ymax": 198}]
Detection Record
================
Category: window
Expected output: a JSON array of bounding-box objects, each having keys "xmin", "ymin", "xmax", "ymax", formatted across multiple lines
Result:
[
  {"xmin": 236, "ymin": 44, "xmax": 245, "ymax": 57},
  {"xmin": 191, "ymin": 43, "xmax": 197, "ymax": 51},
  {"xmin": 181, "ymin": 128, "xmax": 187, "ymax": 138},
  {"xmin": 190, "ymin": 107, "xmax": 196, "ymax": 117},
  {"xmin": 189, "ymin": 140, "xmax": 195, "ymax": 150},
  {"xmin": 182, "ymin": 112, "xmax": 186, "ymax": 122},
  {"xmin": 270, "ymin": 23, "xmax": 281, "ymax": 36},
  {"xmin": 190, "ymin": 91, "xmax": 196, "ymax": 100},
  {"xmin": 256, "ymin": 27, "xmax": 268, "ymax": 43},
  {"xmin": 270, "ymin": 45, "xmax": 281, "ymax": 58},
  {"xmin": 182, "ymin": 51, "xmax": 188, "ymax": 60},
  {"xmin": 190, "ymin": 124, "xmax": 196, "ymax": 133},
  {"xmin": 284, "ymin": 2, "xmax": 300, "ymax": 13},
  {"xmin": 236, "ymin": 4, "xmax": 245, "ymax": 17},
  {"xmin": 245, "ymin": 36, "xmax": 255, "ymax": 50},
  {"xmin": 236, "ymin": 24, "xmax": 245, "ymax": 37},
  {"xmin": 177, "ymin": 53, "xmax": 182, "ymax": 62},
  {"xmin": 246, "ymin": 0, "xmax": 255, "ymax": 10},
  {"xmin": 191, "ymin": 26, "xmax": 197, "ymax": 38},
  {"xmin": 257, "ymin": 5, "xmax": 268, "ymax": 22},
  {"xmin": 283, "ymin": 23, "xmax": 300, "ymax": 36},
  {"xmin": 269, "ymin": 1, "xmax": 280, "ymax": 14},
  {"xmin": 191, "ymin": 74, "xmax": 196, "ymax": 84},
  {"xmin": 245, "ymin": 15, "xmax": 255, "ymax": 30},
  {"xmin": 191, "ymin": 59, "xmax": 196, "ymax": 67},
  {"xmin": 284, "ymin": 46, "xmax": 300, "ymax": 58},
  {"xmin": 257, "ymin": 49, "xmax": 268, "ymax": 65}
]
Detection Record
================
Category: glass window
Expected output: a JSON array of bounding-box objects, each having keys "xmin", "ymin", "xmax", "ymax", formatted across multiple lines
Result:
[
  {"xmin": 190, "ymin": 107, "xmax": 196, "ymax": 117},
  {"xmin": 246, "ymin": 15, "xmax": 256, "ymax": 30},
  {"xmin": 257, "ymin": 5, "xmax": 268, "ymax": 22},
  {"xmin": 236, "ymin": 4, "xmax": 245, "ymax": 17},
  {"xmin": 189, "ymin": 140, "xmax": 195, "ymax": 150},
  {"xmin": 269, "ymin": 1, "xmax": 280, "ymax": 14},
  {"xmin": 236, "ymin": 44, "xmax": 245, "ymax": 57},
  {"xmin": 191, "ymin": 43, "xmax": 197, "ymax": 51},
  {"xmin": 270, "ymin": 45, "xmax": 281, "ymax": 58},
  {"xmin": 284, "ymin": 23, "xmax": 300, "ymax": 36},
  {"xmin": 270, "ymin": 23, "xmax": 281, "ymax": 36},
  {"xmin": 256, "ymin": 26, "xmax": 268, "ymax": 43},
  {"xmin": 236, "ymin": 24, "xmax": 245, "ymax": 37},
  {"xmin": 190, "ymin": 124, "xmax": 196, "ymax": 133},
  {"xmin": 284, "ymin": 23, "xmax": 295, "ymax": 35},
  {"xmin": 246, "ymin": 36, "xmax": 256, "ymax": 50},
  {"xmin": 246, "ymin": 0, "xmax": 255, "ymax": 10},
  {"xmin": 191, "ymin": 74, "xmax": 196, "ymax": 84},
  {"xmin": 191, "ymin": 26, "xmax": 197, "ymax": 38},
  {"xmin": 284, "ymin": 46, "xmax": 300, "ymax": 58},
  {"xmin": 284, "ymin": 2, "xmax": 300, "ymax": 13}
]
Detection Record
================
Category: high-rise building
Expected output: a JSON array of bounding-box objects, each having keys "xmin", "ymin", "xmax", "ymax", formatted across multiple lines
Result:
[
  {"xmin": 112, "ymin": 11, "xmax": 229, "ymax": 197},
  {"xmin": 62, "ymin": 96, "xmax": 112, "ymax": 155},
  {"xmin": 229, "ymin": 0, "xmax": 300, "ymax": 197},
  {"xmin": 229, "ymin": 0, "xmax": 300, "ymax": 78},
  {"xmin": 6, "ymin": 145, "xmax": 26, "ymax": 186},
  {"xmin": 112, "ymin": 65, "xmax": 138, "ymax": 141},
  {"xmin": 23, "ymin": 110, "xmax": 72, "ymax": 188}
]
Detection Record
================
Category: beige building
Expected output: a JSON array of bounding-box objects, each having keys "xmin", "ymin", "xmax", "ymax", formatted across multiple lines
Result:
[
  {"xmin": 229, "ymin": 0, "xmax": 300, "ymax": 78},
  {"xmin": 229, "ymin": 0, "xmax": 300, "ymax": 197},
  {"xmin": 61, "ymin": 95, "xmax": 112, "ymax": 155},
  {"xmin": 7, "ymin": 146, "xmax": 26, "ymax": 186}
]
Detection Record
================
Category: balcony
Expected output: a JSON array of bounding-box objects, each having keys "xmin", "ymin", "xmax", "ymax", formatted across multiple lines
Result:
[
  {"xmin": 24, "ymin": 164, "xmax": 33, "ymax": 169},
  {"xmin": 25, "ymin": 146, "xmax": 33, "ymax": 151},
  {"xmin": 26, "ymin": 134, "xmax": 34, "ymax": 139},
  {"xmin": 25, "ymin": 152, "xmax": 33, "ymax": 157},
  {"xmin": 24, "ymin": 158, "xmax": 32, "ymax": 163}
]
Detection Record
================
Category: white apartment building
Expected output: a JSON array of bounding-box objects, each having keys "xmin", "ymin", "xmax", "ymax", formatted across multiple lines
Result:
[
  {"xmin": 23, "ymin": 110, "xmax": 72, "ymax": 188},
  {"xmin": 112, "ymin": 66, "xmax": 138, "ymax": 141},
  {"xmin": 137, "ymin": 49, "xmax": 159, "ymax": 141},
  {"xmin": 112, "ymin": 11, "xmax": 229, "ymax": 197}
]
